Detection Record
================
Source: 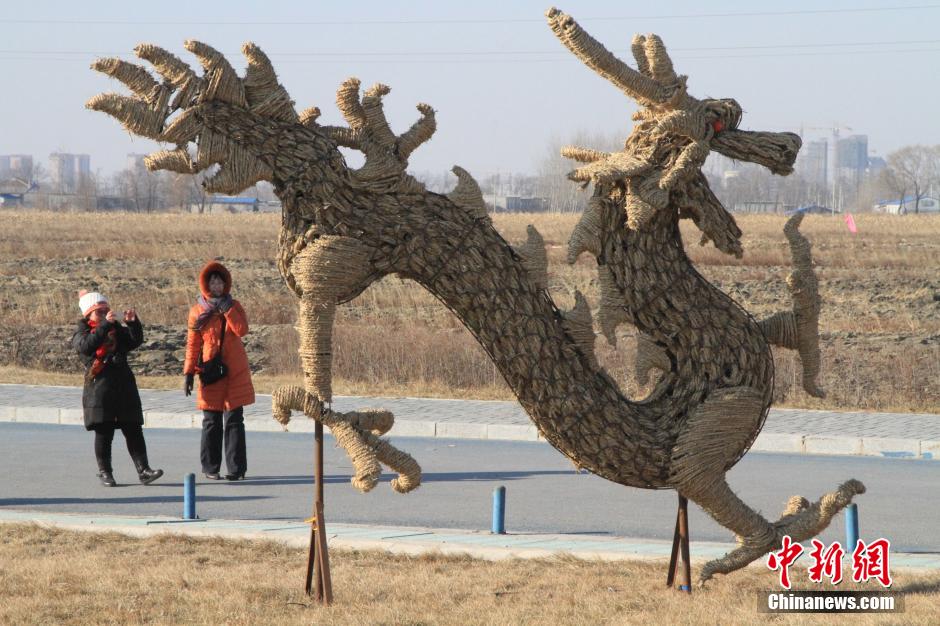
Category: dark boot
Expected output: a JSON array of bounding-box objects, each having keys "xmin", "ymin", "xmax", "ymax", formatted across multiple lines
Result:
[
  {"xmin": 97, "ymin": 470, "xmax": 116, "ymax": 487},
  {"xmin": 134, "ymin": 459, "xmax": 164, "ymax": 485},
  {"xmin": 138, "ymin": 467, "xmax": 164, "ymax": 485},
  {"xmin": 94, "ymin": 425, "xmax": 115, "ymax": 486}
]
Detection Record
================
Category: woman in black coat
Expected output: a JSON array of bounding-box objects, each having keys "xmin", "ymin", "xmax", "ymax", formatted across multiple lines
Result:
[{"xmin": 72, "ymin": 290, "xmax": 163, "ymax": 487}]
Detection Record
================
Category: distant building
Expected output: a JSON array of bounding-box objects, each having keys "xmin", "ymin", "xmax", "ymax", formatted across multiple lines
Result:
[
  {"xmin": 0, "ymin": 154, "xmax": 33, "ymax": 181},
  {"xmin": 731, "ymin": 201, "xmax": 793, "ymax": 214},
  {"xmin": 866, "ymin": 156, "xmax": 887, "ymax": 177},
  {"xmin": 49, "ymin": 152, "xmax": 91, "ymax": 193},
  {"xmin": 833, "ymin": 134, "xmax": 869, "ymax": 191},
  {"xmin": 76, "ymin": 154, "xmax": 91, "ymax": 179},
  {"xmin": 505, "ymin": 196, "xmax": 550, "ymax": 212},
  {"xmin": 795, "ymin": 139, "xmax": 827, "ymax": 187},
  {"xmin": 703, "ymin": 153, "xmax": 752, "ymax": 191},
  {"xmin": 488, "ymin": 194, "xmax": 550, "ymax": 212},
  {"xmin": 127, "ymin": 153, "xmax": 148, "ymax": 171},
  {"xmin": 875, "ymin": 195, "xmax": 940, "ymax": 214},
  {"xmin": 49, "ymin": 153, "xmax": 74, "ymax": 193},
  {"xmin": 835, "ymin": 135, "xmax": 868, "ymax": 172},
  {"xmin": 191, "ymin": 195, "xmax": 260, "ymax": 214}
]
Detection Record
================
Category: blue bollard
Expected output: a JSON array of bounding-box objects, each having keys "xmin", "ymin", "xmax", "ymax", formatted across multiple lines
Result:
[
  {"xmin": 492, "ymin": 486, "xmax": 506, "ymax": 534},
  {"xmin": 184, "ymin": 473, "xmax": 196, "ymax": 520},
  {"xmin": 845, "ymin": 503, "xmax": 859, "ymax": 551}
]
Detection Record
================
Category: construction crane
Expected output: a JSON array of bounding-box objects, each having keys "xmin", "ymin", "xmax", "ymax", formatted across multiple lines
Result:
[{"xmin": 795, "ymin": 123, "xmax": 853, "ymax": 141}]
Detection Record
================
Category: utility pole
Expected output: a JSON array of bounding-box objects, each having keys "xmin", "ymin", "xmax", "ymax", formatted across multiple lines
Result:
[{"xmin": 493, "ymin": 169, "xmax": 499, "ymax": 213}]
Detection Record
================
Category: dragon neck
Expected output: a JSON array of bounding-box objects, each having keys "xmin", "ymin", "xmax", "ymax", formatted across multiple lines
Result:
[{"xmin": 274, "ymin": 141, "xmax": 772, "ymax": 489}]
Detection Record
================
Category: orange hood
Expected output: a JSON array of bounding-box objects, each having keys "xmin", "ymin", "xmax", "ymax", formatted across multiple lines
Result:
[{"xmin": 198, "ymin": 261, "xmax": 232, "ymax": 298}]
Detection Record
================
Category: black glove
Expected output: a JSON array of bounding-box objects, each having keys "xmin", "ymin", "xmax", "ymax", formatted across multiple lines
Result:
[
  {"xmin": 184, "ymin": 373, "xmax": 194, "ymax": 396},
  {"xmin": 217, "ymin": 294, "xmax": 234, "ymax": 313}
]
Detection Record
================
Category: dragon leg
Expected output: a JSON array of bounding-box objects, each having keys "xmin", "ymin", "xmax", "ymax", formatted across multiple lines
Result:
[
  {"xmin": 669, "ymin": 386, "xmax": 864, "ymax": 583},
  {"xmin": 271, "ymin": 235, "xmax": 422, "ymax": 493},
  {"xmin": 694, "ymin": 478, "xmax": 865, "ymax": 583}
]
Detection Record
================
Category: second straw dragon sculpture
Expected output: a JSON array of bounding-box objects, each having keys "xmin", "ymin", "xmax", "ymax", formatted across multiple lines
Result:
[{"xmin": 88, "ymin": 8, "xmax": 864, "ymax": 582}]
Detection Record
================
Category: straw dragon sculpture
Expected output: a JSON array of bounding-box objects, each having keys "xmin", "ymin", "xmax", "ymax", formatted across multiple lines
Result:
[{"xmin": 88, "ymin": 8, "xmax": 864, "ymax": 582}]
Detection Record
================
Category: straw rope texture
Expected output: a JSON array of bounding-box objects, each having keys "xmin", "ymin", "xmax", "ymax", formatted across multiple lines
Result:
[{"xmin": 87, "ymin": 7, "xmax": 860, "ymax": 583}]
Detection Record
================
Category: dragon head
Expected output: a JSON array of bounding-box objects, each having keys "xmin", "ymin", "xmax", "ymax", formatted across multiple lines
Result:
[{"xmin": 547, "ymin": 8, "xmax": 801, "ymax": 257}]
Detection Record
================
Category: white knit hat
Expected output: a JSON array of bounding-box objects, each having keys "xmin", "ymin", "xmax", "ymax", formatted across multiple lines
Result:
[{"xmin": 78, "ymin": 290, "xmax": 108, "ymax": 317}]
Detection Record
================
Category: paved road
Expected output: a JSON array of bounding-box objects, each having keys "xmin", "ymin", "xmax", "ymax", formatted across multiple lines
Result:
[
  {"xmin": 3, "ymin": 423, "xmax": 937, "ymax": 553},
  {"xmin": 2, "ymin": 384, "xmax": 938, "ymax": 459},
  {"xmin": 2, "ymin": 383, "xmax": 939, "ymax": 439}
]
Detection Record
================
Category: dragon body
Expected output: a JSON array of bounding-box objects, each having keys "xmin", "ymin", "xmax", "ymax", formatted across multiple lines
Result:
[{"xmin": 88, "ymin": 8, "xmax": 863, "ymax": 582}]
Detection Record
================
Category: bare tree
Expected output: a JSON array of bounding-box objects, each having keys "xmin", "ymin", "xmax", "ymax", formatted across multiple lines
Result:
[
  {"xmin": 76, "ymin": 171, "xmax": 98, "ymax": 211},
  {"xmin": 115, "ymin": 163, "xmax": 166, "ymax": 212},
  {"xmin": 412, "ymin": 170, "xmax": 454, "ymax": 194},
  {"xmin": 883, "ymin": 145, "xmax": 940, "ymax": 213},
  {"xmin": 161, "ymin": 172, "xmax": 193, "ymax": 211},
  {"xmin": 190, "ymin": 172, "xmax": 211, "ymax": 213},
  {"xmin": 30, "ymin": 162, "xmax": 49, "ymax": 188},
  {"xmin": 536, "ymin": 130, "xmax": 625, "ymax": 213}
]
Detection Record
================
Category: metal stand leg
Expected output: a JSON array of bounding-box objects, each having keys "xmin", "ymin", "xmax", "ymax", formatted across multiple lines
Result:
[
  {"xmin": 305, "ymin": 421, "xmax": 333, "ymax": 604},
  {"xmin": 666, "ymin": 493, "xmax": 692, "ymax": 594}
]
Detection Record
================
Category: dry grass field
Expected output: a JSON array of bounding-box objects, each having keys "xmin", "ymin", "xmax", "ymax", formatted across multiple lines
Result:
[
  {"xmin": 0, "ymin": 210, "xmax": 937, "ymax": 412},
  {"xmin": 1, "ymin": 524, "xmax": 936, "ymax": 625}
]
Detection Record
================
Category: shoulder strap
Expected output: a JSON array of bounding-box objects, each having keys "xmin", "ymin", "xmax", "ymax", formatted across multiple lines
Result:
[
  {"xmin": 197, "ymin": 314, "xmax": 227, "ymax": 365},
  {"xmin": 217, "ymin": 313, "xmax": 227, "ymax": 359}
]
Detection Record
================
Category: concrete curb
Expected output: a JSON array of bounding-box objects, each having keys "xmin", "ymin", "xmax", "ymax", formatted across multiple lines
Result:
[
  {"xmin": 1, "ymin": 403, "xmax": 937, "ymax": 461},
  {"xmin": 2, "ymin": 509, "xmax": 938, "ymax": 571},
  {"xmin": 755, "ymin": 433, "xmax": 932, "ymax": 461}
]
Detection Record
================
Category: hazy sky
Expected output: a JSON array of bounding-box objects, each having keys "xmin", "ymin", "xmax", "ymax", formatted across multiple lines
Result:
[{"xmin": 3, "ymin": 0, "xmax": 939, "ymax": 179}]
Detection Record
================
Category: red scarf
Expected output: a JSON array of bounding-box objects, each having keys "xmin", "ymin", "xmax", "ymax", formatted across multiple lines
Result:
[{"xmin": 86, "ymin": 319, "xmax": 117, "ymax": 379}]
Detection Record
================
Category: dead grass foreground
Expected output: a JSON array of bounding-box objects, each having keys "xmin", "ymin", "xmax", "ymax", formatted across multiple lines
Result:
[{"xmin": 0, "ymin": 523, "xmax": 937, "ymax": 625}]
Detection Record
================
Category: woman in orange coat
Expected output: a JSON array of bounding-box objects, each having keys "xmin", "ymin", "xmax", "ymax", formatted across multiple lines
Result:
[{"xmin": 183, "ymin": 261, "xmax": 255, "ymax": 481}]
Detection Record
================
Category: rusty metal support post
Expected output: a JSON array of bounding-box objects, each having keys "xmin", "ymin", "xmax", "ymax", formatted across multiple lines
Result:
[
  {"xmin": 305, "ymin": 420, "xmax": 333, "ymax": 603},
  {"xmin": 667, "ymin": 493, "xmax": 692, "ymax": 594}
]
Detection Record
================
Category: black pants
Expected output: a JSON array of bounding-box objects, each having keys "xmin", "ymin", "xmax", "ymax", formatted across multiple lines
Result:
[
  {"xmin": 93, "ymin": 423, "xmax": 148, "ymax": 473},
  {"xmin": 201, "ymin": 407, "xmax": 247, "ymax": 475}
]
